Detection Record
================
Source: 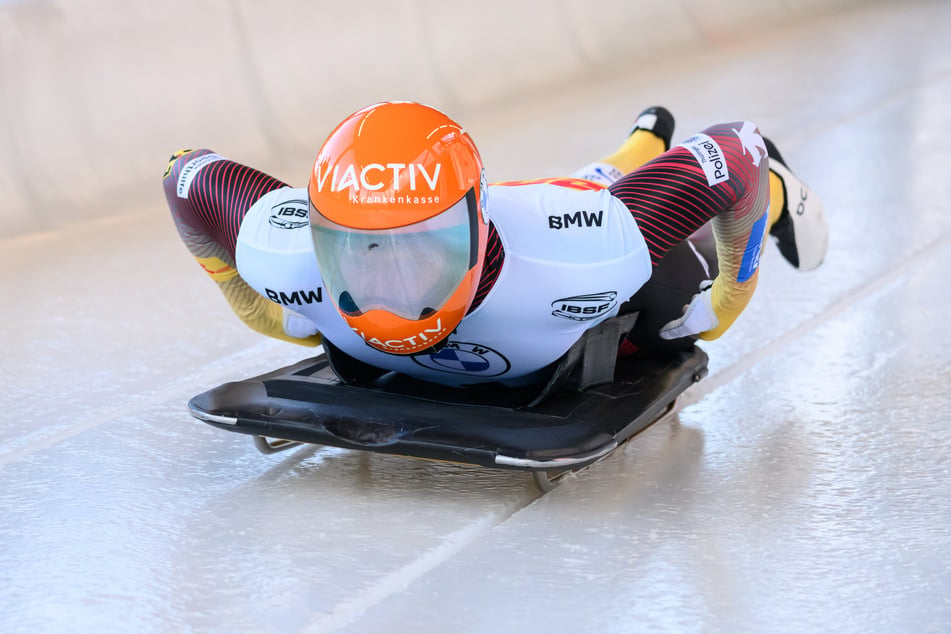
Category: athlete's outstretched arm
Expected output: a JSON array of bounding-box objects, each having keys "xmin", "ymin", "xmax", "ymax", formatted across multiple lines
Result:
[
  {"xmin": 162, "ymin": 149, "xmax": 321, "ymax": 346},
  {"xmin": 609, "ymin": 121, "xmax": 771, "ymax": 339}
]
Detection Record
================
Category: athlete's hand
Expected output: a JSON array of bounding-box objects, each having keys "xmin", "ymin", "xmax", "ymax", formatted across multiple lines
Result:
[
  {"xmin": 282, "ymin": 309, "xmax": 319, "ymax": 339},
  {"xmin": 659, "ymin": 280, "xmax": 718, "ymax": 340}
]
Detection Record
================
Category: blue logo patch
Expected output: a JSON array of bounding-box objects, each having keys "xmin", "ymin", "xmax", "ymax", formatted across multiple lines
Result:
[{"xmin": 737, "ymin": 210, "xmax": 769, "ymax": 283}]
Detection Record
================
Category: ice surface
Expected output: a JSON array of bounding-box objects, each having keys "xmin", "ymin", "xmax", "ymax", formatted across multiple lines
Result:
[{"xmin": 2, "ymin": 2, "xmax": 950, "ymax": 632}]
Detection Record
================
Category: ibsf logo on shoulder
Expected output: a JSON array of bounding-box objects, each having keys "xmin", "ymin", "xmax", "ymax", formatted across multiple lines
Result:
[
  {"xmin": 552, "ymin": 291, "xmax": 618, "ymax": 321},
  {"xmin": 268, "ymin": 199, "xmax": 309, "ymax": 229},
  {"xmin": 313, "ymin": 162, "xmax": 443, "ymax": 205}
]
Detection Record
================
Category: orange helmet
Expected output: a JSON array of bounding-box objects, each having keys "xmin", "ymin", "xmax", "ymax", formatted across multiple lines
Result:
[{"xmin": 308, "ymin": 101, "xmax": 489, "ymax": 355}]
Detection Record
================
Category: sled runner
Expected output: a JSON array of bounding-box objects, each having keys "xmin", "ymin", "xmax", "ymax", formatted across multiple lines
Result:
[{"xmin": 188, "ymin": 316, "xmax": 708, "ymax": 490}]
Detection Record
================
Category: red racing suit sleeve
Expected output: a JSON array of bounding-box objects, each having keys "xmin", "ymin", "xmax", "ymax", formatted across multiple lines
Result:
[
  {"xmin": 162, "ymin": 149, "xmax": 321, "ymax": 346},
  {"xmin": 609, "ymin": 121, "xmax": 771, "ymax": 339}
]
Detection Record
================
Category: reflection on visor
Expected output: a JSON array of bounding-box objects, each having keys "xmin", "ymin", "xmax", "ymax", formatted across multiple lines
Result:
[
  {"xmin": 338, "ymin": 291, "xmax": 436, "ymax": 320},
  {"xmin": 311, "ymin": 193, "xmax": 477, "ymax": 320}
]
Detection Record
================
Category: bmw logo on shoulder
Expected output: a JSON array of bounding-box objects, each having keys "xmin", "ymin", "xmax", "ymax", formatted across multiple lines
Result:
[{"xmin": 412, "ymin": 341, "xmax": 511, "ymax": 377}]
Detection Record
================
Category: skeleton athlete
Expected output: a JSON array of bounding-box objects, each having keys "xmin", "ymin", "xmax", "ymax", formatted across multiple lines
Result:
[{"xmin": 163, "ymin": 102, "xmax": 827, "ymax": 387}]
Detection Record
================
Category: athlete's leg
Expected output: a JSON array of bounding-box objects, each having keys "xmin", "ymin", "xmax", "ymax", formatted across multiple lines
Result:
[
  {"xmin": 611, "ymin": 121, "xmax": 772, "ymax": 342},
  {"xmin": 689, "ymin": 137, "xmax": 828, "ymax": 276},
  {"xmin": 619, "ymin": 240, "xmax": 711, "ymax": 354},
  {"xmin": 612, "ymin": 121, "xmax": 829, "ymax": 346}
]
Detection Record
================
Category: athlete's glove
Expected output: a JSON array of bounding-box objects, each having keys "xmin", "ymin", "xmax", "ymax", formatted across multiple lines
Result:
[
  {"xmin": 659, "ymin": 280, "xmax": 718, "ymax": 340},
  {"xmin": 283, "ymin": 308, "xmax": 320, "ymax": 339}
]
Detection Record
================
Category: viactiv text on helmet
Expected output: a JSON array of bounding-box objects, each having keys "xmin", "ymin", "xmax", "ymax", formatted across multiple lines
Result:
[{"xmin": 313, "ymin": 162, "xmax": 443, "ymax": 207}]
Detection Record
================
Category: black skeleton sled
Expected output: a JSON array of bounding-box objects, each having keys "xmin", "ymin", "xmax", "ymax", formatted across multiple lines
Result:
[{"xmin": 188, "ymin": 314, "xmax": 708, "ymax": 490}]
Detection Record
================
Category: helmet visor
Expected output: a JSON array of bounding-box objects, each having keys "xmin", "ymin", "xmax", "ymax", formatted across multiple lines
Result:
[{"xmin": 311, "ymin": 191, "xmax": 478, "ymax": 321}]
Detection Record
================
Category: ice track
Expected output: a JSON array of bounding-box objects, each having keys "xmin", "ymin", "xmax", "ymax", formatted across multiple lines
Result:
[{"xmin": 2, "ymin": 2, "xmax": 950, "ymax": 632}]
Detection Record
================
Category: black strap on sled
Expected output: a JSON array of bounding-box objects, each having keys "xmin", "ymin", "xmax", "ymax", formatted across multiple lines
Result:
[{"xmin": 526, "ymin": 313, "xmax": 638, "ymax": 407}]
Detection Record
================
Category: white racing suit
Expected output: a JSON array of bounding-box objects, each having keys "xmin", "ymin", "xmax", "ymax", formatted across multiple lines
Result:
[{"xmin": 235, "ymin": 181, "xmax": 652, "ymax": 387}]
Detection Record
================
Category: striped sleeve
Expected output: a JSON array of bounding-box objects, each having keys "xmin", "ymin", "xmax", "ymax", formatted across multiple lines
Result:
[
  {"xmin": 162, "ymin": 149, "xmax": 321, "ymax": 346},
  {"xmin": 162, "ymin": 149, "xmax": 288, "ymax": 257}
]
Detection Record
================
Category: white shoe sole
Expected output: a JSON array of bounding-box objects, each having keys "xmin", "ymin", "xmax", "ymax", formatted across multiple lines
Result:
[{"xmin": 771, "ymin": 161, "xmax": 829, "ymax": 271}]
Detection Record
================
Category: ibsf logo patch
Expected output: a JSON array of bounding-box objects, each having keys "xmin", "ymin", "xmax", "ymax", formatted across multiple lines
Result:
[
  {"xmin": 551, "ymin": 292, "xmax": 618, "ymax": 321},
  {"xmin": 412, "ymin": 341, "xmax": 511, "ymax": 377},
  {"xmin": 268, "ymin": 199, "xmax": 309, "ymax": 229}
]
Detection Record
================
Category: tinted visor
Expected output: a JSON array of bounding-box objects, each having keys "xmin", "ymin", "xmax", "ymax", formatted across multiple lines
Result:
[{"xmin": 311, "ymin": 190, "xmax": 479, "ymax": 321}]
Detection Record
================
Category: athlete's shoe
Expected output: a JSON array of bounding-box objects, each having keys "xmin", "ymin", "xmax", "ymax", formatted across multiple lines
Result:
[
  {"xmin": 764, "ymin": 138, "xmax": 828, "ymax": 271},
  {"xmin": 573, "ymin": 106, "xmax": 676, "ymax": 186},
  {"xmin": 629, "ymin": 106, "xmax": 676, "ymax": 150}
]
